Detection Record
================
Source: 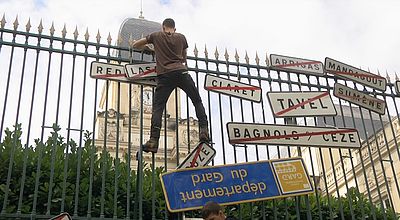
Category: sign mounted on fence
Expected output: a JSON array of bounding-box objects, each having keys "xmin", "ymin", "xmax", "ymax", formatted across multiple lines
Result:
[
  {"xmin": 90, "ymin": 61, "xmax": 157, "ymax": 86},
  {"xmin": 204, "ymin": 74, "xmax": 262, "ymax": 102},
  {"xmin": 161, "ymin": 157, "xmax": 313, "ymax": 212},
  {"xmin": 177, "ymin": 142, "xmax": 216, "ymax": 169},
  {"xmin": 267, "ymin": 91, "xmax": 336, "ymax": 117},
  {"xmin": 333, "ymin": 83, "xmax": 386, "ymax": 115},
  {"xmin": 227, "ymin": 122, "xmax": 361, "ymax": 148},
  {"xmin": 324, "ymin": 58, "xmax": 387, "ymax": 91},
  {"xmin": 125, "ymin": 63, "xmax": 157, "ymax": 79},
  {"xmin": 270, "ymin": 54, "xmax": 324, "ymax": 76}
]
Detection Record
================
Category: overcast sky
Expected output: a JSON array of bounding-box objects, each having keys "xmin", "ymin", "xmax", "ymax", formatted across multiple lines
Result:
[{"xmin": 1, "ymin": 0, "xmax": 400, "ymax": 77}]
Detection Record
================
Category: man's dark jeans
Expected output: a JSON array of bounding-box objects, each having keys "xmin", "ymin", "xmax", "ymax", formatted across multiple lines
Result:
[{"xmin": 150, "ymin": 70, "xmax": 208, "ymax": 138}]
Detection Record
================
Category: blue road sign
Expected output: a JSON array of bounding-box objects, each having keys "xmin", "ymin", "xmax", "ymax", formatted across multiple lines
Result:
[{"xmin": 160, "ymin": 157, "xmax": 313, "ymax": 212}]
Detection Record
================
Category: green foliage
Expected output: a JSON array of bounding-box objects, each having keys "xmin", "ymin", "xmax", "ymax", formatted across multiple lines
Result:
[{"xmin": 0, "ymin": 124, "xmax": 398, "ymax": 219}]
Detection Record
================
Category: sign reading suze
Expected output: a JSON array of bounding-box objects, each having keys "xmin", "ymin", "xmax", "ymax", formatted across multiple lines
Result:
[
  {"xmin": 227, "ymin": 122, "xmax": 361, "ymax": 148},
  {"xmin": 177, "ymin": 143, "xmax": 216, "ymax": 169},
  {"xmin": 324, "ymin": 57, "xmax": 386, "ymax": 91},
  {"xmin": 267, "ymin": 91, "xmax": 336, "ymax": 117},
  {"xmin": 161, "ymin": 157, "xmax": 313, "ymax": 212},
  {"xmin": 270, "ymin": 54, "xmax": 324, "ymax": 76},
  {"xmin": 204, "ymin": 74, "xmax": 262, "ymax": 102},
  {"xmin": 334, "ymin": 83, "xmax": 386, "ymax": 115}
]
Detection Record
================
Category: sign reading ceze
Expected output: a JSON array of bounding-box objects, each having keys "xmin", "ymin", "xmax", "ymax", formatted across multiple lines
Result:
[
  {"xmin": 324, "ymin": 58, "xmax": 387, "ymax": 91},
  {"xmin": 270, "ymin": 54, "xmax": 324, "ymax": 76},
  {"xmin": 334, "ymin": 83, "xmax": 386, "ymax": 115},
  {"xmin": 204, "ymin": 74, "xmax": 262, "ymax": 102},
  {"xmin": 177, "ymin": 143, "xmax": 216, "ymax": 169},
  {"xmin": 161, "ymin": 157, "xmax": 313, "ymax": 212},
  {"xmin": 267, "ymin": 91, "xmax": 336, "ymax": 117},
  {"xmin": 227, "ymin": 122, "xmax": 361, "ymax": 148},
  {"xmin": 90, "ymin": 61, "xmax": 157, "ymax": 86},
  {"xmin": 125, "ymin": 63, "xmax": 157, "ymax": 79}
]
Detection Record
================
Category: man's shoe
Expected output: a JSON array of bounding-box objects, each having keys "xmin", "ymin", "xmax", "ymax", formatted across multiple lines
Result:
[
  {"xmin": 199, "ymin": 127, "xmax": 210, "ymax": 143},
  {"xmin": 142, "ymin": 138, "xmax": 159, "ymax": 153}
]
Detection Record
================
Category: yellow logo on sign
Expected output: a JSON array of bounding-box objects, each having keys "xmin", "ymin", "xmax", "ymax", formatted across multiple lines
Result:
[{"xmin": 272, "ymin": 160, "xmax": 312, "ymax": 194}]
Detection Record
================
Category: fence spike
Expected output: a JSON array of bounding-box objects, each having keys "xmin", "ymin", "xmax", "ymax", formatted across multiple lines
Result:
[
  {"xmin": 38, "ymin": 19, "xmax": 43, "ymax": 34},
  {"xmin": 214, "ymin": 46, "xmax": 219, "ymax": 60},
  {"xmin": 376, "ymin": 68, "xmax": 381, "ymax": 76},
  {"xmin": 61, "ymin": 24, "xmax": 67, "ymax": 38},
  {"xmin": 234, "ymin": 49, "xmax": 239, "ymax": 63},
  {"xmin": 84, "ymin": 28, "xmax": 89, "ymax": 42},
  {"xmin": 73, "ymin": 26, "xmax": 79, "ymax": 40},
  {"xmin": 245, "ymin": 51, "xmax": 249, "ymax": 65},
  {"xmin": 96, "ymin": 29, "xmax": 101, "ymax": 43},
  {"xmin": 204, "ymin": 44, "xmax": 208, "ymax": 59},
  {"xmin": 265, "ymin": 51, "xmax": 270, "ymax": 66},
  {"xmin": 26, "ymin": 18, "xmax": 31, "ymax": 32},
  {"xmin": 386, "ymin": 70, "xmax": 391, "ymax": 83},
  {"xmin": 107, "ymin": 32, "xmax": 112, "ymax": 45},
  {"xmin": 255, "ymin": 52, "xmax": 260, "ymax": 66},
  {"xmin": 193, "ymin": 44, "xmax": 198, "ymax": 57},
  {"xmin": 13, "ymin": 15, "xmax": 19, "ymax": 31},
  {"xmin": 224, "ymin": 48, "xmax": 229, "ymax": 61},
  {"xmin": 117, "ymin": 34, "xmax": 123, "ymax": 46},
  {"xmin": 128, "ymin": 33, "xmax": 134, "ymax": 47},
  {"xmin": 395, "ymin": 72, "xmax": 399, "ymax": 81},
  {"xmin": 50, "ymin": 22, "xmax": 55, "ymax": 36},
  {"xmin": 1, "ymin": 14, "xmax": 6, "ymax": 29}
]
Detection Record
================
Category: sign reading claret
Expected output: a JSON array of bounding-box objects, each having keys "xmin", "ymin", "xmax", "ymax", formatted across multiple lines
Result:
[{"xmin": 161, "ymin": 157, "xmax": 313, "ymax": 212}]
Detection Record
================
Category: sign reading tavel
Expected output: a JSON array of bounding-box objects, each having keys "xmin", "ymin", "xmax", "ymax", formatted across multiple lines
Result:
[
  {"xmin": 267, "ymin": 91, "xmax": 336, "ymax": 117},
  {"xmin": 324, "ymin": 58, "xmax": 386, "ymax": 91},
  {"xmin": 270, "ymin": 54, "xmax": 324, "ymax": 76},
  {"xmin": 333, "ymin": 83, "xmax": 386, "ymax": 115},
  {"xmin": 161, "ymin": 157, "xmax": 313, "ymax": 212},
  {"xmin": 204, "ymin": 74, "xmax": 262, "ymax": 102},
  {"xmin": 227, "ymin": 122, "xmax": 361, "ymax": 148}
]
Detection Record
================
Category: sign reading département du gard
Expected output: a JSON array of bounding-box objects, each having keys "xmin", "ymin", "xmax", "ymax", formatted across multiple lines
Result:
[
  {"xmin": 267, "ymin": 91, "xmax": 336, "ymax": 117},
  {"xmin": 324, "ymin": 57, "xmax": 387, "ymax": 91},
  {"xmin": 125, "ymin": 63, "xmax": 157, "ymax": 79},
  {"xmin": 270, "ymin": 54, "xmax": 325, "ymax": 76},
  {"xmin": 227, "ymin": 122, "xmax": 361, "ymax": 148},
  {"xmin": 204, "ymin": 74, "xmax": 262, "ymax": 102},
  {"xmin": 161, "ymin": 157, "xmax": 313, "ymax": 212},
  {"xmin": 333, "ymin": 83, "xmax": 386, "ymax": 115},
  {"xmin": 90, "ymin": 61, "xmax": 157, "ymax": 86}
]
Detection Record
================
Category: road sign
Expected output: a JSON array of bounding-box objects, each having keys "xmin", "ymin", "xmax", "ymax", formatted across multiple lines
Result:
[
  {"xmin": 267, "ymin": 91, "xmax": 336, "ymax": 117},
  {"xmin": 125, "ymin": 63, "xmax": 157, "ymax": 79},
  {"xmin": 396, "ymin": 81, "xmax": 400, "ymax": 95},
  {"xmin": 227, "ymin": 122, "xmax": 361, "ymax": 148},
  {"xmin": 90, "ymin": 61, "xmax": 156, "ymax": 86},
  {"xmin": 204, "ymin": 74, "xmax": 262, "ymax": 102},
  {"xmin": 333, "ymin": 83, "xmax": 386, "ymax": 115},
  {"xmin": 270, "ymin": 54, "xmax": 324, "ymax": 76},
  {"xmin": 177, "ymin": 142, "xmax": 216, "ymax": 169},
  {"xmin": 324, "ymin": 57, "xmax": 386, "ymax": 91},
  {"xmin": 161, "ymin": 157, "xmax": 313, "ymax": 212}
]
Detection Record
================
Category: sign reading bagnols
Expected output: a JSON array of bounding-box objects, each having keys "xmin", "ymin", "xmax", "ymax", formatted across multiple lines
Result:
[
  {"xmin": 227, "ymin": 122, "xmax": 361, "ymax": 149},
  {"xmin": 324, "ymin": 57, "xmax": 386, "ymax": 91},
  {"xmin": 267, "ymin": 91, "xmax": 336, "ymax": 117},
  {"xmin": 204, "ymin": 74, "xmax": 262, "ymax": 102},
  {"xmin": 334, "ymin": 83, "xmax": 386, "ymax": 115},
  {"xmin": 270, "ymin": 54, "xmax": 324, "ymax": 76}
]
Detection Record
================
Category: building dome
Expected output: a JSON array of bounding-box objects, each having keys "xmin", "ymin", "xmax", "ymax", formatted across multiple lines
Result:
[{"xmin": 117, "ymin": 18, "xmax": 161, "ymax": 61}]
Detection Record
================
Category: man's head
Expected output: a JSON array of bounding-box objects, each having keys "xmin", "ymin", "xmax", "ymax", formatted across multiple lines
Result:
[
  {"xmin": 162, "ymin": 18, "xmax": 176, "ymax": 33},
  {"xmin": 201, "ymin": 201, "xmax": 225, "ymax": 220}
]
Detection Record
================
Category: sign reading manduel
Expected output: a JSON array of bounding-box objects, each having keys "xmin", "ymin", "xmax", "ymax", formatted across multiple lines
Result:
[{"xmin": 226, "ymin": 122, "xmax": 361, "ymax": 149}]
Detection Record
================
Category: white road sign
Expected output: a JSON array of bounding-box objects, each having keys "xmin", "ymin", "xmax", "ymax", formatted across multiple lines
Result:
[
  {"xmin": 227, "ymin": 122, "xmax": 361, "ymax": 149},
  {"xmin": 270, "ymin": 54, "xmax": 324, "ymax": 76},
  {"xmin": 334, "ymin": 83, "xmax": 386, "ymax": 115},
  {"xmin": 325, "ymin": 57, "xmax": 386, "ymax": 91},
  {"xmin": 177, "ymin": 143, "xmax": 216, "ymax": 169},
  {"xmin": 204, "ymin": 74, "xmax": 262, "ymax": 102},
  {"xmin": 267, "ymin": 91, "xmax": 336, "ymax": 117},
  {"xmin": 125, "ymin": 63, "xmax": 157, "ymax": 79},
  {"xmin": 396, "ymin": 81, "xmax": 400, "ymax": 95},
  {"xmin": 90, "ymin": 61, "xmax": 156, "ymax": 86}
]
